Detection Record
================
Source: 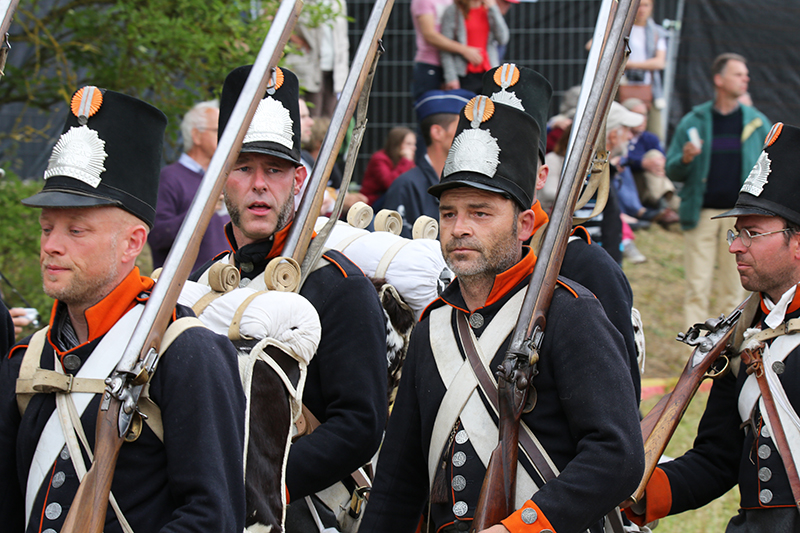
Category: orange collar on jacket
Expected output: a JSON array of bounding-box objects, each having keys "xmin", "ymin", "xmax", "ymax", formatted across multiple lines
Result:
[
  {"xmin": 760, "ymin": 285, "xmax": 800, "ymax": 317},
  {"xmin": 48, "ymin": 267, "xmax": 154, "ymax": 354}
]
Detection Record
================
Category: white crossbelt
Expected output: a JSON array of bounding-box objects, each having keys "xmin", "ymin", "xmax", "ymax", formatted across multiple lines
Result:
[
  {"xmin": 25, "ymin": 304, "xmax": 144, "ymax": 527},
  {"xmin": 428, "ymin": 290, "xmax": 554, "ymax": 509}
]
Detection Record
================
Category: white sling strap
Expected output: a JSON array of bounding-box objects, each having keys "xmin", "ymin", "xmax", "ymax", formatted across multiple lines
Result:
[
  {"xmin": 56, "ymin": 376, "xmax": 134, "ymax": 533},
  {"xmin": 24, "ymin": 304, "xmax": 144, "ymax": 527},
  {"xmin": 428, "ymin": 290, "xmax": 548, "ymax": 509}
]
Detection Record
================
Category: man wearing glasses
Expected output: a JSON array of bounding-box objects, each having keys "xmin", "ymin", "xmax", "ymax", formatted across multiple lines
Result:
[{"xmin": 628, "ymin": 123, "xmax": 800, "ymax": 531}]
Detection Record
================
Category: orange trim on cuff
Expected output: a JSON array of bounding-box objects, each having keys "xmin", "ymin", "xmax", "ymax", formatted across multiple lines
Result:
[
  {"xmin": 646, "ymin": 467, "xmax": 672, "ymax": 522},
  {"xmin": 626, "ymin": 466, "xmax": 672, "ymax": 526},
  {"xmin": 501, "ymin": 501, "xmax": 556, "ymax": 533}
]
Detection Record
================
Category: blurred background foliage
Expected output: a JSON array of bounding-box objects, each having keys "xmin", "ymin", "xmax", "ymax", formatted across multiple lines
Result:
[
  {"xmin": 0, "ymin": 0, "xmax": 337, "ymax": 335},
  {"xmin": 0, "ymin": 0, "xmax": 335, "ymax": 156},
  {"xmin": 0, "ymin": 172, "xmax": 52, "ymax": 333}
]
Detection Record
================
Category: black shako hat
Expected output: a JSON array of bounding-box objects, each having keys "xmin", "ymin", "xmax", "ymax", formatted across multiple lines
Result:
[
  {"xmin": 480, "ymin": 63, "xmax": 552, "ymax": 161},
  {"xmin": 22, "ymin": 87, "xmax": 166, "ymax": 228},
  {"xmin": 712, "ymin": 123, "xmax": 800, "ymax": 226},
  {"xmin": 428, "ymin": 95, "xmax": 540, "ymax": 209},
  {"xmin": 219, "ymin": 65, "xmax": 302, "ymax": 166}
]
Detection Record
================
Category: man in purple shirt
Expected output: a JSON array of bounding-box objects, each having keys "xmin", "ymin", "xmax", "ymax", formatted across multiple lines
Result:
[{"xmin": 148, "ymin": 100, "xmax": 231, "ymax": 270}]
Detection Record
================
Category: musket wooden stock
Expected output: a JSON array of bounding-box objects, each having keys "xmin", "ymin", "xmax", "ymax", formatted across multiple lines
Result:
[
  {"xmin": 59, "ymin": 2, "xmax": 302, "ymax": 531},
  {"xmin": 626, "ymin": 298, "xmax": 748, "ymax": 507},
  {"xmin": 469, "ymin": 0, "xmax": 638, "ymax": 529},
  {"xmin": 59, "ymin": 398, "xmax": 124, "ymax": 532},
  {"xmin": 471, "ymin": 367, "xmax": 525, "ymax": 532},
  {"xmin": 628, "ymin": 328, "xmax": 734, "ymax": 505}
]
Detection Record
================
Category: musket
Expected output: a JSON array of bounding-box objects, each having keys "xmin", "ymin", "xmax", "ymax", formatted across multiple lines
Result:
[
  {"xmin": 280, "ymin": 0, "xmax": 394, "ymax": 290},
  {"xmin": 625, "ymin": 298, "xmax": 747, "ymax": 506},
  {"xmin": 59, "ymin": 1, "xmax": 302, "ymax": 531},
  {"xmin": 0, "ymin": 0, "xmax": 20, "ymax": 77},
  {"xmin": 470, "ymin": 0, "xmax": 639, "ymax": 530}
]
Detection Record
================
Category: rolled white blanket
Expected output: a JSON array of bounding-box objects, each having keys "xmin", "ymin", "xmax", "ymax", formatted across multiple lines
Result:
[
  {"xmin": 178, "ymin": 280, "xmax": 321, "ymax": 365},
  {"xmin": 315, "ymin": 217, "xmax": 447, "ymax": 318}
]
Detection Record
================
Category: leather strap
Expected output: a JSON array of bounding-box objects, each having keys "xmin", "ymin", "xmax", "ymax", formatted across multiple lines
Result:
[
  {"xmin": 741, "ymin": 344, "xmax": 800, "ymax": 513},
  {"xmin": 17, "ymin": 369, "xmax": 106, "ymax": 394},
  {"xmin": 16, "ymin": 326, "xmax": 50, "ymax": 415},
  {"xmin": 745, "ymin": 318, "xmax": 800, "ymax": 344},
  {"xmin": 455, "ymin": 312, "xmax": 557, "ymax": 483},
  {"xmin": 229, "ymin": 291, "xmax": 267, "ymax": 340},
  {"xmin": 457, "ymin": 312, "xmax": 625, "ymax": 533},
  {"xmin": 191, "ymin": 291, "xmax": 224, "ymax": 316}
]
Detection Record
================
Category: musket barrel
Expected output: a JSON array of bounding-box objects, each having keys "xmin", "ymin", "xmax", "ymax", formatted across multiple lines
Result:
[
  {"xmin": 508, "ymin": 0, "xmax": 639, "ymax": 354},
  {"xmin": 0, "ymin": 0, "xmax": 19, "ymax": 37},
  {"xmin": 60, "ymin": 4, "xmax": 303, "ymax": 532},
  {"xmin": 470, "ymin": 1, "xmax": 640, "ymax": 529},
  {"xmin": 283, "ymin": 0, "xmax": 395, "ymax": 263},
  {"xmin": 115, "ymin": 0, "xmax": 303, "ymax": 393}
]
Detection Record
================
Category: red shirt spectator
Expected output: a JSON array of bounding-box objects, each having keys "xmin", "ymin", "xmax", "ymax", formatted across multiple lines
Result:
[{"xmin": 360, "ymin": 127, "xmax": 417, "ymax": 205}]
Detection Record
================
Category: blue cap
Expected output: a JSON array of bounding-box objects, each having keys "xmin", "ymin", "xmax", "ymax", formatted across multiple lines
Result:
[{"xmin": 414, "ymin": 89, "xmax": 475, "ymax": 122}]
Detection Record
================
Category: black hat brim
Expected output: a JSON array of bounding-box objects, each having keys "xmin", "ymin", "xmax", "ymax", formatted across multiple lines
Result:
[
  {"xmin": 240, "ymin": 141, "xmax": 302, "ymax": 167},
  {"xmin": 711, "ymin": 205, "xmax": 780, "ymax": 220},
  {"xmin": 22, "ymin": 188, "xmax": 121, "ymax": 209},
  {"xmin": 429, "ymin": 171, "xmax": 525, "ymax": 207},
  {"xmin": 429, "ymin": 175, "xmax": 507, "ymax": 198}
]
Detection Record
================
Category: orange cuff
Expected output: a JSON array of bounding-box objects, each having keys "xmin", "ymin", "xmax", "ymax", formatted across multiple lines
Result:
[
  {"xmin": 623, "ymin": 467, "xmax": 672, "ymax": 526},
  {"xmin": 501, "ymin": 501, "xmax": 557, "ymax": 533}
]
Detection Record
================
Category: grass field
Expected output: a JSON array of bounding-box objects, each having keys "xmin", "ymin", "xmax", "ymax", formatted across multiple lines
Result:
[{"xmin": 624, "ymin": 225, "xmax": 741, "ymax": 531}]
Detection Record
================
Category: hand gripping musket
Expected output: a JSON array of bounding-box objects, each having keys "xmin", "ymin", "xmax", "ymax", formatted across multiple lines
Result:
[
  {"xmin": 625, "ymin": 299, "xmax": 746, "ymax": 507},
  {"xmin": 278, "ymin": 0, "xmax": 394, "ymax": 291},
  {"xmin": 468, "ymin": 1, "xmax": 639, "ymax": 531},
  {"xmin": 58, "ymin": 1, "xmax": 302, "ymax": 531}
]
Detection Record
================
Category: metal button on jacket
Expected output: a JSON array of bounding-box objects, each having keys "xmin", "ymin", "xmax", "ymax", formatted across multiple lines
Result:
[
  {"xmin": 759, "ymin": 488, "xmax": 773, "ymax": 504},
  {"xmin": 452, "ymin": 451, "xmax": 467, "ymax": 468},
  {"xmin": 761, "ymin": 424, "xmax": 771, "ymax": 438},
  {"xmin": 453, "ymin": 501, "xmax": 468, "ymax": 517},
  {"xmin": 43, "ymin": 529, "xmax": 57, "ymax": 533},
  {"xmin": 52, "ymin": 471, "xmax": 66, "ymax": 489},
  {"xmin": 455, "ymin": 429, "xmax": 469, "ymax": 445},
  {"xmin": 521, "ymin": 508, "xmax": 538, "ymax": 524},
  {"xmin": 469, "ymin": 313, "xmax": 484, "ymax": 329},
  {"xmin": 772, "ymin": 361, "xmax": 785, "ymax": 375},
  {"xmin": 63, "ymin": 354, "xmax": 81, "ymax": 371},
  {"xmin": 758, "ymin": 467, "xmax": 772, "ymax": 482},
  {"xmin": 60, "ymin": 447, "xmax": 70, "ymax": 461},
  {"xmin": 758, "ymin": 444, "xmax": 772, "ymax": 460},
  {"xmin": 452, "ymin": 475, "xmax": 467, "ymax": 492},
  {"xmin": 45, "ymin": 502, "xmax": 62, "ymax": 520},
  {"xmin": 455, "ymin": 520, "xmax": 469, "ymax": 531}
]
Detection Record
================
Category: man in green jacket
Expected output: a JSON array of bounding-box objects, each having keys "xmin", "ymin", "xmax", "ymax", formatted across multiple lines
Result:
[{"xmin": 666, "ymin": 52, "xmax": 770, "ymax": 328}]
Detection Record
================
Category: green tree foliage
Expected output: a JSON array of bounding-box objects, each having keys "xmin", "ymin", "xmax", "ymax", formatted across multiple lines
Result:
[
  {"xmin": 0, "ymin": 174, "xmax": 52, "ymax": 330},
  {"xmin": 0, "ymin": 0, "xmax": 290, "ymax": 152}
]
